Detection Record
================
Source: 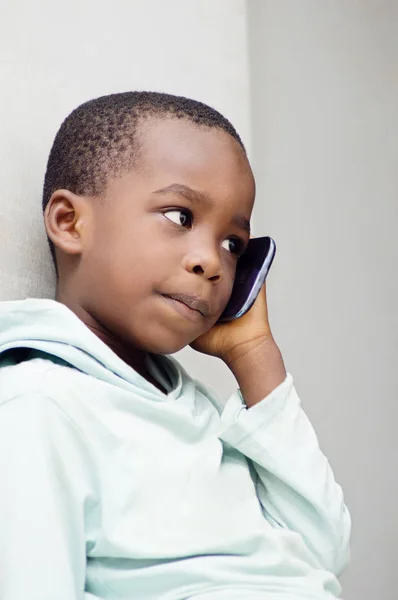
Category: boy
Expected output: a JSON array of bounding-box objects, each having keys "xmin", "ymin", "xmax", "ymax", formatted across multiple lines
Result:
[{"xmin": 0, "ymin": 92, "xmax": 350, "ymax": 600}]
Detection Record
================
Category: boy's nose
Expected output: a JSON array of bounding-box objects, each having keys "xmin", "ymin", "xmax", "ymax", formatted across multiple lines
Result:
[{"xmin": 183, "ymin": 249, "xmax": 222, "ymax": 282}]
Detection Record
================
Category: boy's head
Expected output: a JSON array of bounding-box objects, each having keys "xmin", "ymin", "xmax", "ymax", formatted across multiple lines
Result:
[{"xmin": 43, "ymin": 92, "xmax": 255, "ymax": 356}]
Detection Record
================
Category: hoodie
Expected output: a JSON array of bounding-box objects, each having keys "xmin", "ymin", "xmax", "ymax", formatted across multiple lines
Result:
[{"xmin": 0, "ymin": 299, "xmax": 350, "ymax": 600}]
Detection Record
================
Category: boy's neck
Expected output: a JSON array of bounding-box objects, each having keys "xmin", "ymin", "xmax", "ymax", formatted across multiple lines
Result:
[{"xmin": 55, "ymin": 290, "xmax": 163, "ymax": 389}]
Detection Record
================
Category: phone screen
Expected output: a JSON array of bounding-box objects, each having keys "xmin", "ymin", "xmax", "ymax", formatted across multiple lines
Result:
[{"xmin": 217, "ymin": 236, "xmax": 276, "ymax": 323}]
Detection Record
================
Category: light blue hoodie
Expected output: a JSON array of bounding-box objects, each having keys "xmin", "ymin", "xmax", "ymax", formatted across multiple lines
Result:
[{"xmin": 0, "ymin": 299, "xmax": 350, "ymax": 600}]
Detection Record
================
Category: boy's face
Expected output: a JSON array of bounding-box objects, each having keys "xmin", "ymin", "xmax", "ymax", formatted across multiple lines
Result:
[{"xmin": 58, "ymin": 117, "xmax": 255, "ymax": 355}]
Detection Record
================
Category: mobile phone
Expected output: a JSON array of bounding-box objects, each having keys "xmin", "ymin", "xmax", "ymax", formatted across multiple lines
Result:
[{"xmin": 217, "ymin": 236, "xmax": 276, "ymax": 323}]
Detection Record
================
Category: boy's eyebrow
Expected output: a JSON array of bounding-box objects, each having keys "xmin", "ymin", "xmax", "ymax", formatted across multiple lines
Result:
[{"xmin": 153, "ymin": 183, "xmax": 251, "ymax": 234}]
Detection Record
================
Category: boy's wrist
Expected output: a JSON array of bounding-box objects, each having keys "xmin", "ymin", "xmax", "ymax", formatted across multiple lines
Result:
[{"xmin": 223, "ymin": 336, "xmax": 287, "ymax": 408}]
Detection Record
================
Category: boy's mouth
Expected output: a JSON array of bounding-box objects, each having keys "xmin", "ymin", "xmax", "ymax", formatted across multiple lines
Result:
[{"xmin": 161, "ymin": 293, "xmax": 209, "ymax": 318}]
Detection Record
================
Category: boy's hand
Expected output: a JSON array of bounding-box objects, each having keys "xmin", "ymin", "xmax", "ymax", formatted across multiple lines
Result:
[
  {"xmin": 190, "ymin": 283, "xmax": 272, "ymax": 363},
  {"xmin": 190, "ymin": 283, "xmax": 287, "ymax": 407}
]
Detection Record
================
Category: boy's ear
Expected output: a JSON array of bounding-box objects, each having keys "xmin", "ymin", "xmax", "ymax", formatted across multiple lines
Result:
[{"xmin": 44, "ymin": 189, "xmax": 89, "ymax": 256}]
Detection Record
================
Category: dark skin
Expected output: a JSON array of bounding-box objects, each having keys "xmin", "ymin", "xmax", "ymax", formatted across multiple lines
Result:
[{"xmin": 45, "ymin": 117, "xmax": 286, "ymax": 402}]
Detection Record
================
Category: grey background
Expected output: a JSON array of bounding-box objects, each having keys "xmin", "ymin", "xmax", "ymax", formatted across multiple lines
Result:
[
  {"xmin": 0, "ymin": 1, "xmax": 397, "ymax": 598},
  {"xmin": 247, "ymin": 3, "xmax": 398, "ymax": 599}
]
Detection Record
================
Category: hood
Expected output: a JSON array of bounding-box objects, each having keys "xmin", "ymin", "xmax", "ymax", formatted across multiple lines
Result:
[{"xmin": 0, "ymin": 298, "xmax": 184, "ymax": 401}]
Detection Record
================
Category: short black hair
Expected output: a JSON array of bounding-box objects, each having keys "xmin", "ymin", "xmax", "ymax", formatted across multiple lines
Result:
[{"xmin": 42, "ymin": 91, "xmax": 245, "ymax": 265}]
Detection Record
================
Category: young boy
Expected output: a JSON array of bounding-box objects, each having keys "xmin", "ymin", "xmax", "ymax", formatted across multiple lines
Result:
[{"xmin": 0, "ymin": 92, "xmax": 350, "ymax": 600}]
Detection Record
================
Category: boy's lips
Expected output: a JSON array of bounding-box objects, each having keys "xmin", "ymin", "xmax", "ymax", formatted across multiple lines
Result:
[{"xmin": 162, "ymin": 293, "xmax": 210, "ymax": 317}]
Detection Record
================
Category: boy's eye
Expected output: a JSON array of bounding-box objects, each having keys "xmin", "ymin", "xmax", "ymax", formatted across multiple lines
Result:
[
  {"xmin": 163, "ymin": 208, "xmax": 245, "ymax": 257},
  {"xmin": 221, "ymin": 238, "xmax": 245, "ymax": 256},
  {"xmin": 163, "ymin": 209, "xmax": 192, "ymax": 228}
]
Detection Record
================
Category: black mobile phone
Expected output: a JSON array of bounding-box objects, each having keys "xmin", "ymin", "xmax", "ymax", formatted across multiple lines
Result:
[{"xmin": 217, "ymin": 236, "xmax": 276, "ymax": 323}]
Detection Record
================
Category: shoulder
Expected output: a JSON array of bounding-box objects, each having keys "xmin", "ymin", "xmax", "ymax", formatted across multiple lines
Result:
[
  {"xmin": 0, "ymin": 355, "xmax": 85, "ymax": 435},
  {"xmin": 0, "ymin": 355, "xmax": 88, "ymax": 441},
  {"xmin": 0, "ymin": 356, "xmax": 58, "ymax": 404},
  {"xmin": 0, "ymin": 358, "xmax": 100, "ymax": 478}
]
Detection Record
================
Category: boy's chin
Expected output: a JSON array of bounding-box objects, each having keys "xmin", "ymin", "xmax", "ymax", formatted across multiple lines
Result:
[
  {"xmin": 140, "ymin": 330, "xmax": 202, "ymax": 356},
  {"xmin": 143, "ymin": 338, "xmax": 191, "ymax": 356}
]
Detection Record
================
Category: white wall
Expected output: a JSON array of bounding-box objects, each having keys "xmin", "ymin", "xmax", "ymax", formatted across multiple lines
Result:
[
  {"xmin": 0, "ymin": 0, "xmax": 251, "ymax": 396},
  {"xmin": 248, "ymin": 2, "xmax": 398, "ymax": 599}
]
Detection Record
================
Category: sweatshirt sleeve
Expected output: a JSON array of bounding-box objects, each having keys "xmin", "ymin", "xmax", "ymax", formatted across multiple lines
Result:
[
  {"xmin": 219, "ymin": 374, "xmax": 351, "ymax": 577},
  {"xmin": 0, "ymin": 392, "xmax": 100, "ymax": 600}
]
